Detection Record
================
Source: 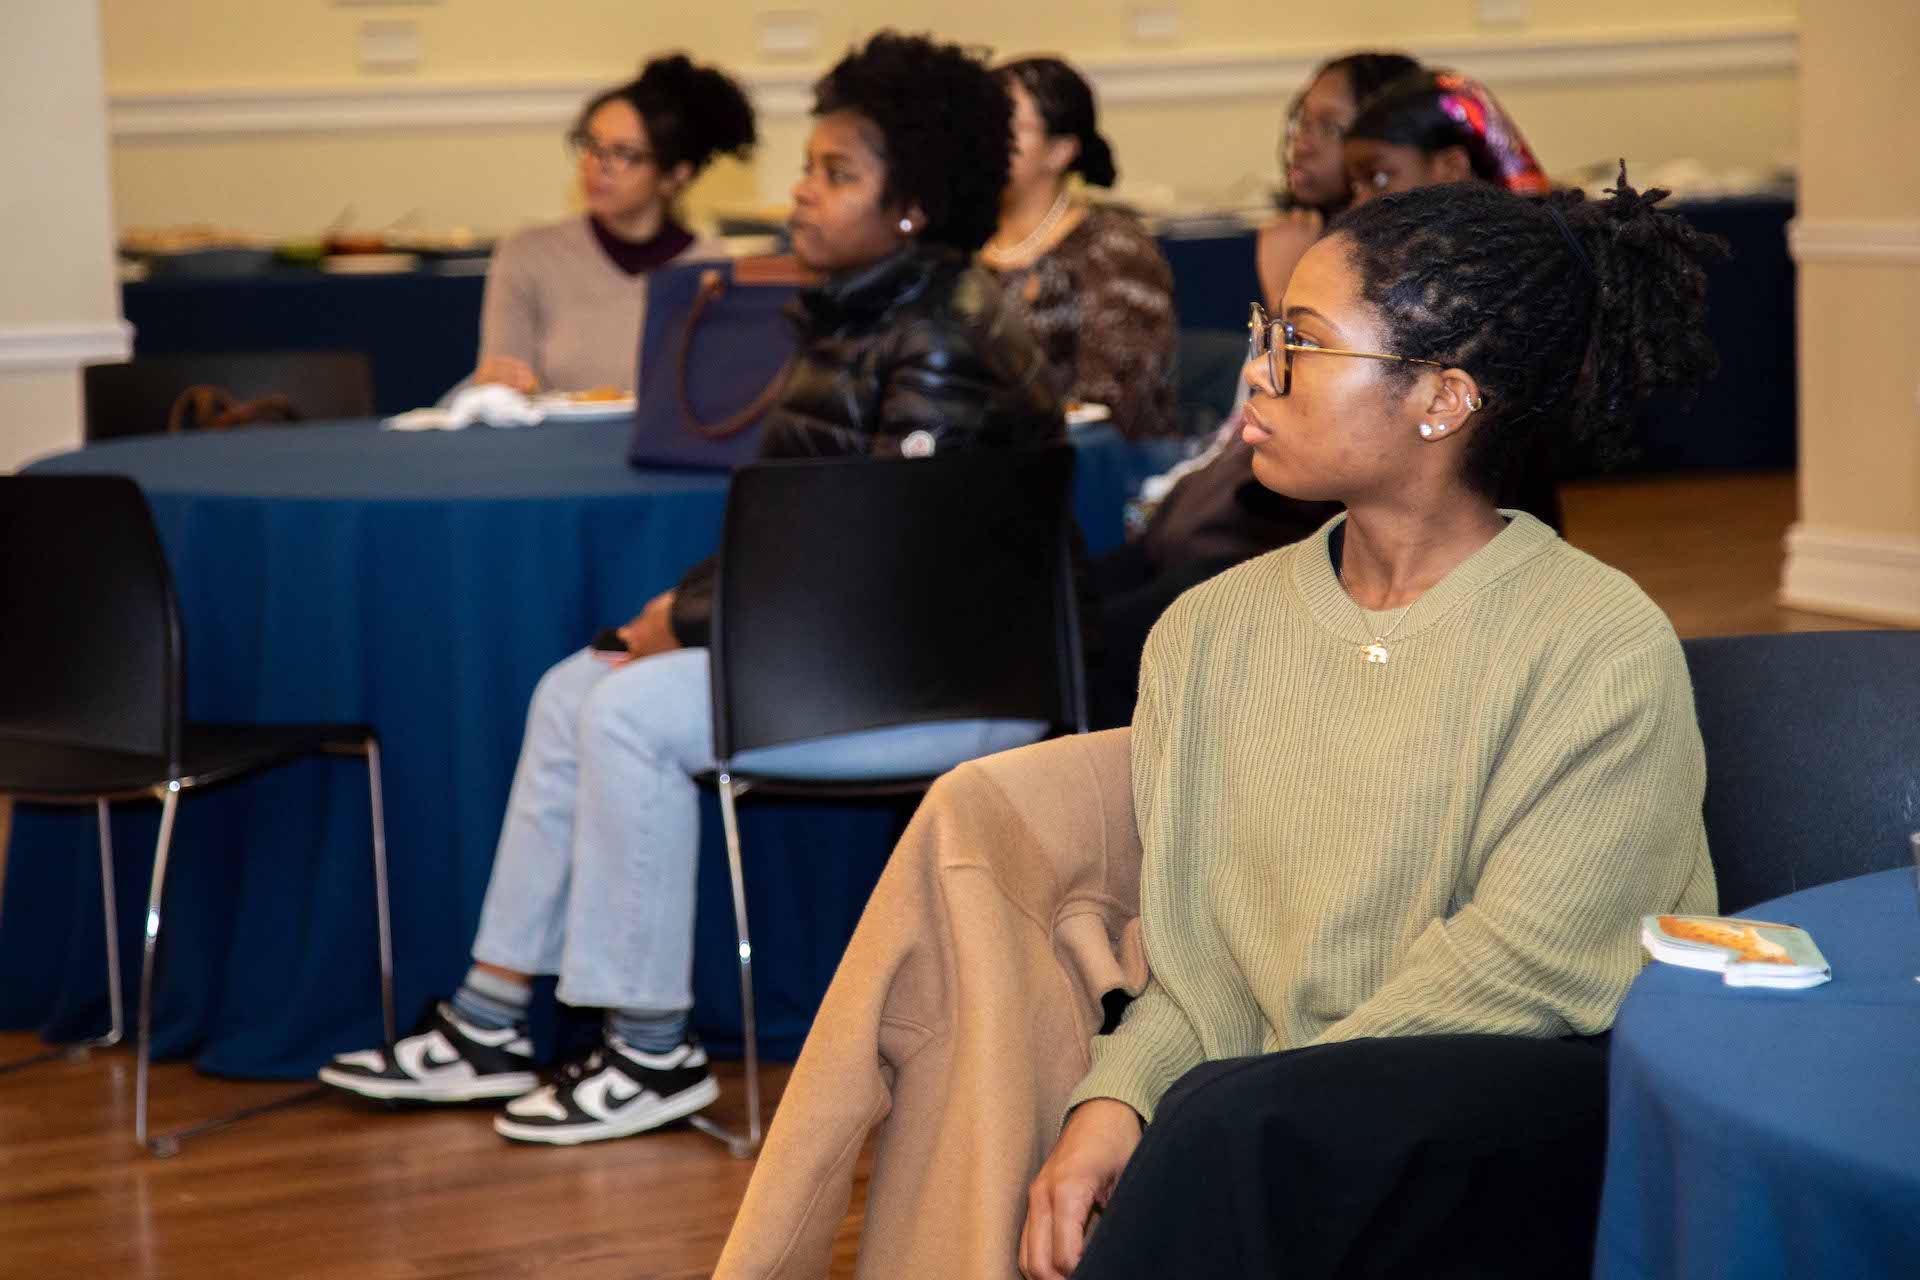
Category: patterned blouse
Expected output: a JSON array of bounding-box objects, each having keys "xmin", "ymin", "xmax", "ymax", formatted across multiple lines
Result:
[{"xmin": 989, "ymin": 205, "xmax": 1181, "ymax": 440}]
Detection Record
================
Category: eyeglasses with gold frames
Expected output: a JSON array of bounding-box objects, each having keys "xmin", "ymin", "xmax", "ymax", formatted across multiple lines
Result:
[{"xmin": 1247, "ymin": 301, "xmax": 1445, "ymax": 396}]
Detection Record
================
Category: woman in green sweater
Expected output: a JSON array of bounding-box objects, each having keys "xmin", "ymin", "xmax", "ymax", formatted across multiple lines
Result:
[{"xmin": 1020, "ymin": 173, "xmax": 1725, "ymax": 1279}]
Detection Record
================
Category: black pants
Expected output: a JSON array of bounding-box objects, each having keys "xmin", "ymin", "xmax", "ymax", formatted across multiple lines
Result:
[{"xmin": 1074, "ymin": 1034, "xmax": 1611, "ymax": 1280}]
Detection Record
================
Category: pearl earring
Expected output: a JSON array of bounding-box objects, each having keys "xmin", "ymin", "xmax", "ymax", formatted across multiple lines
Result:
[
  {"xmin": 1419, "ymin": 423, "xmax": 1435, "ymax": 439},
  {"xmin": 899, "ymin": 218, "xmax": 914, "ymax": 234}
]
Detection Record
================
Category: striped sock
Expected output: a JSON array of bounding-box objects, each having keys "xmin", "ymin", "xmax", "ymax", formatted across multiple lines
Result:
[
  {"xmin": 450, "ymin": 967, "xmax": 532, "ymax": 1031},
  {"xmin": 607, "ymin": 1007, "xmax": 689, "ymax": 1055}
]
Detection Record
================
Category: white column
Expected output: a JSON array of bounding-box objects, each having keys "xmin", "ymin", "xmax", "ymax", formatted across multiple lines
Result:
[
  {"xmin": 0, "ymin": 2, "xmax": 129, "ymax": 471},
  {"xmin": 1781, "ymin": 3, "xmax": 1920, "ymax": 624}
]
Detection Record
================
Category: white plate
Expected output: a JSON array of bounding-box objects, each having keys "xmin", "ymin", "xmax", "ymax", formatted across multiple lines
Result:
[
  {"xmin": 535, "ymin": 393, "xmax": 637, "ymax": 420},
  {"xmin": 320, "ymin": 253, "xmax": 421, "ymax": 274}
]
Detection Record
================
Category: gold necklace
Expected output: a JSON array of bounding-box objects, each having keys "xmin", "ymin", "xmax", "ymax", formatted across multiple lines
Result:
[
  {"xmin": 981, "ymin": 188, "xmax": 1072, "ymax": 270},
  {"xmin": 1342, "ymin": 572, "xmax": 1413, "ymax": 665}
]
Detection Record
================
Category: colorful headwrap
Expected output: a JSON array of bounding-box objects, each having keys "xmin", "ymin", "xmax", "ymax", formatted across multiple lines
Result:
[
  {"xmin": 1429, "ymin": 71, "xmax": 1549, "ymax": 195},
  {"xmin": 1349, "ymin": 69, "xmax": 1551, "ymax": 197}
]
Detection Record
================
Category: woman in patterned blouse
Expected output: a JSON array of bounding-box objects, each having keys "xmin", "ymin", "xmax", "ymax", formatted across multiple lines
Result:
[{"xmin": 985, "ymin": 58, "xmax": 1181, "ymax": 441}]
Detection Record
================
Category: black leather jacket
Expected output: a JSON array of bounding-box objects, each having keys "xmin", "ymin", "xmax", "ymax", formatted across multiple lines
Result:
[{"xmin": 670, "ymin": 244, "xmax": 1064, "ymax": 646}]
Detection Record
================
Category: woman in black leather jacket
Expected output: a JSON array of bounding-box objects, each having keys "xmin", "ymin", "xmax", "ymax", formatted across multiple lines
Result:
[
  {"xmin": 319, "ymin": 32, "xmax": 1067, "ymax": 1149},
  {"xmin": 660, "ymin": 34, "xmax": 1064, "ymax": 647}
]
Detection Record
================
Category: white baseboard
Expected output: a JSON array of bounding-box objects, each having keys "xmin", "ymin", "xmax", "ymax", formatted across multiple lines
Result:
[
  {"xmin": 108, "ymin": 19, "xmax": 1798, "ymax": 139},
  {"xmin": 1780, "ymin": 523, "xmax": 1920, "ymax": 625},
  {"xmin": 0, "ymin": 322, "xmax": 134, "ymax": 374}
]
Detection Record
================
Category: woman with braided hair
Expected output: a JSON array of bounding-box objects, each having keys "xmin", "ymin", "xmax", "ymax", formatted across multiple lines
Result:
[
  {"xmin": 1020, "ymin": 171, "xmax": 1725, "ymax": 1279},
  {"xmin": 1086, "ymin": 64, "xmax": 1563, "ymax": 731}
]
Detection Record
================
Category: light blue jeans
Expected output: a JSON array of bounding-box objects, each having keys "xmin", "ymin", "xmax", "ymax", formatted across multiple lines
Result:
[{"xmin": 471, "ymin": 647, "xmax": 1046, "ymax": 1010}]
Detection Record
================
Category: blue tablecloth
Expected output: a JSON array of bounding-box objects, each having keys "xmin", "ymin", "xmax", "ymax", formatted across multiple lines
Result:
[
  {"xmin": 1595, "ymin": 869, "xmax": 1920, "ymax": 1278},
  {"xmin": 2, "ymin": 418, "xmax": 1133, "ymax": 1077}
]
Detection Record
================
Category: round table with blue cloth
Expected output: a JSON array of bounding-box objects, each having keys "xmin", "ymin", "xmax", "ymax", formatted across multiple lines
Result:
[
  {"xmin": 1595, "ymin": 868, "xmax": 1920, "ymax": 1278},
  {"xmin": 2, "ymin": 417, "xmax": 1135, "ymax": 1077}
]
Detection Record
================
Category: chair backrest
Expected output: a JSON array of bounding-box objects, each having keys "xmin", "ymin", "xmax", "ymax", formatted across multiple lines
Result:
[
  {"xmin": 1682, "ymin": 631, "xmax": 1920, "ymax": 912},
  {"xmin": 82, "ymin": 350, "xmax": 374, "ymax": 441},
  {"xmin": 710, "ymin": 445, "xmax": 1085, "ymax": 761},
  {"xmin": 1176, "ymin": 328, "xmax": 1247, "ymax": 434},
  {"xmin": 0, "ymin": 475, "xmax": 183, "ymax": 766}
]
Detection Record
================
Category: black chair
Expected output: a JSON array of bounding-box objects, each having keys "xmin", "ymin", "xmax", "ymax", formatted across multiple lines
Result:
[
  {"xmin": 1176, "ymin": 328, "xmax": 1247, "ymax": 434},
  {"xmin": 0, "ymin": 474, "xmax": 395, "ymax": 1155},
  {"xmin": 82, "ymin": 351, "xmax": 374, "ymax": 441},
  {"xmin": 696, "ymin": 445, "xmax": 1087, "ymax": 1155},
  {"xmin": 1682, "ymin": 630, "xmax": 1920, "ymax": 912}
]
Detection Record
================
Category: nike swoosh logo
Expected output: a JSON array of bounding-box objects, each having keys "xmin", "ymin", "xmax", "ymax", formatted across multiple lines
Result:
[{"xmin": 422, "ymin": 1039, "xmax": 463, "ymax": 1070}]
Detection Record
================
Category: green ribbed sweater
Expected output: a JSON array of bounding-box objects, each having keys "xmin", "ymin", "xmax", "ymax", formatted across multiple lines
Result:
[{"xmin": 1068, "ymin": 511, "xmax": 1717, "ymax": 1123}]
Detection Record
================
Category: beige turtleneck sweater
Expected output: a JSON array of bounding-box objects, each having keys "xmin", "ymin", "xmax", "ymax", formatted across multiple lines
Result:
[
  {"xmin": 1068, "ymin": 511, "xmax": 1716, "ymax": 1122},
  {"xmin": 477, "ymin": 218, "xmax": 723, "ymax": 394}
]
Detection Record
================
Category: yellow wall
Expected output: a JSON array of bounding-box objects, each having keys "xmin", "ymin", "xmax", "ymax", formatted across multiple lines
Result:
[
  {"xmin": 101, "ymin": 1, "xmax": 1798, "ymax": 241},
  {"xmin": 100, "ymin": 1, "xmax": 1796, "ymax": 88},
  {"xmin": 1780, "ymin": 0, "xmax": 1920, "ymax": 622}
]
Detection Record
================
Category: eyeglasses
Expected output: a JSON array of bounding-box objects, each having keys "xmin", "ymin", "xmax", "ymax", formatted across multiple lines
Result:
[
  {"xmin": 1283, "ymin": 109, "xmax": 1348, "ymax": 147},
  {"xmin": 1247, "ymin": 301, "xmax": 1444, "ymax": 396},
  {"xmin": 567, "ymin": 131, "xmax": 655, "ymax": 174}
]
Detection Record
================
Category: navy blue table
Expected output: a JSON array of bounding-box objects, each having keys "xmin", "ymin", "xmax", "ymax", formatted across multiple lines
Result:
[
  {"xmin": 2, "ymin": 418, "xmax": 1133, "ymax": 1077},
  {"xmin": 1595, "ymin": 869, "xmax": 1920, "ymax": 1278}
]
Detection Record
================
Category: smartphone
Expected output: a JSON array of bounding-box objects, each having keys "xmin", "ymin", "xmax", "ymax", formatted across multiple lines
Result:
[{"xmin": 589, "ymin": 627, "xmax": 628, "ymax": 655}]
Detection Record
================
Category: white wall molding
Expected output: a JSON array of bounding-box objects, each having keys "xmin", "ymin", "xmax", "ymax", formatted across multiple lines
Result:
[
  {"xmin": 1781, "ymin": 523, "xmax": 1920, "ymax": 626},
  {"xmin": 1789, "ymin": 218, "xmax": 1920, "ymax": 266},
  {"xmin": 108, "ymin": 20, "xmax": 1798, "ymax": 141},
  {"xmin": 0, "ymin": 321, "xmax": 134, "ymax": 373}
]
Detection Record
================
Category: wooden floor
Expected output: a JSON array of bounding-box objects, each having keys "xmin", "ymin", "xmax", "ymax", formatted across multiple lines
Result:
[{"xmin": 0, "ymin": 471, "xmax": 1889, "ymax": 1279}]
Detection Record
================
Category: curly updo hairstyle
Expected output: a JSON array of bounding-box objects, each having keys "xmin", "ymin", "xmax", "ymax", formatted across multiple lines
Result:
[
  {"xmin": 996, "ymin": 57, "xmax": 1118, "ymax": 187},
  {"xmin": 812, "ymin": 31, "xmax": 1012, "ymax": 253},
  {"xmin": 1334, "ymin": 166, "xmax": 1727, "ymax": 495},
  {"xmin": 576, "ymin": 54, "xmax": 757, "ymax": 175}
]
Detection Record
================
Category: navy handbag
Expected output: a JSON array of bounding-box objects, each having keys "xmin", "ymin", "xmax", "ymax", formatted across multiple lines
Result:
[{"xmin": 627, "ymin": 255, "xmax": 814, "ymax": 470}]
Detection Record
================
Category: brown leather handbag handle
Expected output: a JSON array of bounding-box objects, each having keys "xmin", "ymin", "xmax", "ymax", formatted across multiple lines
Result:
[
  {"xmin": 674, "ymin": 257, "xmax": 815, "ymax": 440},
  {"xmin": 168, "ymin": 385, "xmax": 235, "ymax": 434},
  {"xmin": 167, "ymin": 384, "xmax": 300, "ymax": 433}
]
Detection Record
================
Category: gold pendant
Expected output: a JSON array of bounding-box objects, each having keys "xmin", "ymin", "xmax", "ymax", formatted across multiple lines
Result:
[{"xmin": 1363, "ymin": 641, "xmax": 1390, "ymax": 664}]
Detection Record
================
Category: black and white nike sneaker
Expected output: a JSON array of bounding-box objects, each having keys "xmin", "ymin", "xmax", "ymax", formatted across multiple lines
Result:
[
  {"xmin": 492, "ymin": 1034, "xmax": 719, "ymax": 1146},
  {"xmin": 318, "ymin": 1001, "xmax": 537, "ymax": 1103}
]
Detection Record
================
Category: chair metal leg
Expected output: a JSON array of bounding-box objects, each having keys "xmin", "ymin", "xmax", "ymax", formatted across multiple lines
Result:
[
  {"xmin": 0, "ymin": 798, "xmax": 126, "ymax": 1075},
  {"xmin": 134, "ymin": 782, "xmax": 181, "ymax": 1151},
  {"xmin": 91, "ymin": 799, "xmax": 124, "ymax": 1050},
  {"xmin": 364, "ymin": 740, "xmax": 396, "ymax": 1047},
  {"xmin": 135, "ymin": 782, "xmax": 181, "ymax": 1151},
  {"xmin": 133, "ymin": 781, "xmax": 324, "ymax": 1157},
  {"xmin": 687, "ymin": 771, "xmax": 762, "ymax": 1159}
]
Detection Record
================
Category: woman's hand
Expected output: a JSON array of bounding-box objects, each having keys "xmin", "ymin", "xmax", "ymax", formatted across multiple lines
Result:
[
  {"xmin": 1019, "ymin": 1098, "xmax": 1144, "ymax": 1279},
  {"xmin": 474, "ymin": 354, "xmax": 539, "ymax": 394},
  {"xmin": 1256, "ymin": 208, "xmax": 1324, "ymax": 313},
  {"xmin": 618, "ymin": 591, "xmax": 681, "ymax": 660}
]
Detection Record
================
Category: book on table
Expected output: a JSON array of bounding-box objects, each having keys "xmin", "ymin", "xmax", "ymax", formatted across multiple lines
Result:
[{"xmin": 1639, "ymin": 914, "xmax": 1832, "ymax": 989}]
